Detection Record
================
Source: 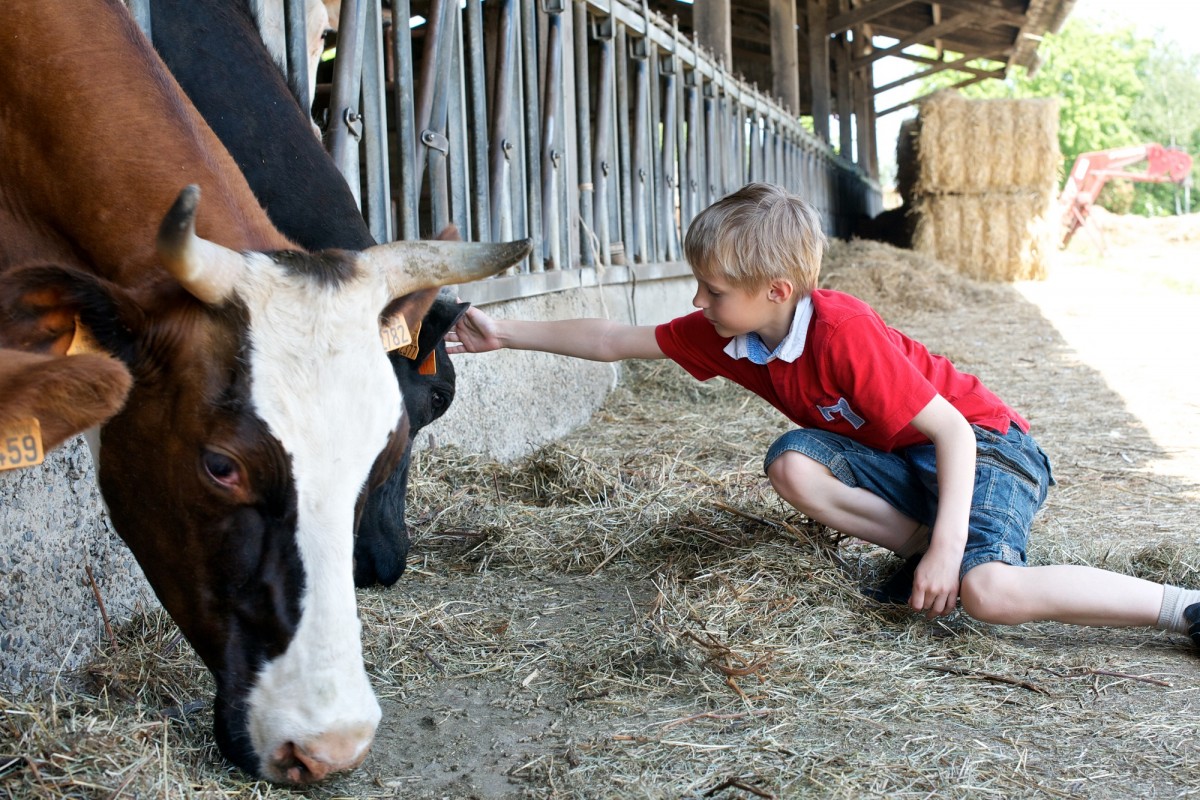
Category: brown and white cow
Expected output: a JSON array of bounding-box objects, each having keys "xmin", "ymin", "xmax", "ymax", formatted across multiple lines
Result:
[{"xmin": 0, "ymin": 0, "xmax": 528, "ymax": 784}]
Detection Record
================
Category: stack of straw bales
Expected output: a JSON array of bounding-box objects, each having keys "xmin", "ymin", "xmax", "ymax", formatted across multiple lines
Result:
[{"xmin": 904, "ymin": 90, "xmax": 1060, "ymax": 281}]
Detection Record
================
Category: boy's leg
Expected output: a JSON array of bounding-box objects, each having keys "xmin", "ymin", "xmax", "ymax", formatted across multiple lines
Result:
[
  {"xmin": 768, "ymin": 451, "xmax": 926, "ymax": 553},
  {"xmin": 960, "ymin": 561, "xmax": 1164, "ymax": 627},
  {"xmin": 764, "ymin": 430, "xmax": 932, "ymax": 555}
]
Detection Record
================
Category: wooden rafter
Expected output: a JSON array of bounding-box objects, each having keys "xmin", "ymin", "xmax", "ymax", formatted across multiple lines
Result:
[
  {"xmin": 927, "ymin": 0, "xmax": 1025, "ymax": 28},
  {"xmin": 877, "ymin": 72, "xmax": 993, "ymax": 116},
  {"xmin": 851, "ymin": 12, "xmax": 982, "ymax": 69},
  {"xmin": 827, "ymin": 0, "xmax": 913, "ymax": 36}
]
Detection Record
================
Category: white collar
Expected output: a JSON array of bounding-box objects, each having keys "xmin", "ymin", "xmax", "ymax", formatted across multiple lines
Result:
[{"xmin": 723, "ymin": 295, "xmax": 813, "ymax": 364}]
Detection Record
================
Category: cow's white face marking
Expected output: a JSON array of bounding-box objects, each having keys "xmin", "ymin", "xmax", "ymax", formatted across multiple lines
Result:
[{"xmin": 235, "ymin": 252, "xmax": 391, "ymax": 766}]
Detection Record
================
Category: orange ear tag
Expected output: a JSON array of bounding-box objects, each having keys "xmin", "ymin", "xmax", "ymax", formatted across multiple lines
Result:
[
  {"xmin": 380, "ymin": 314, "xmax": 413, "ymax": 353},
  {"xmin": 417, "ymin": 352, "xmax": 438, "ymax": 375},
  {"xmin": 0, "ymin": 418, "xmax": 46, "ymax": 472}
]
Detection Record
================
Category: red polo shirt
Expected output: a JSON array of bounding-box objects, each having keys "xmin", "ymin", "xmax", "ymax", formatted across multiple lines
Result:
[{"xmin": 655, "ymin": 289, "xmax": 1027, "ymax": 452}]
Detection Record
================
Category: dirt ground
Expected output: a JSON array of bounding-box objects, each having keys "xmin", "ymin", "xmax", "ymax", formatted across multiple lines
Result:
[
  {"xmin": 344, "ymin": 212, "xmax": 1200, "ymax": 799},
  {"xmin": 3, "ymin": 211, "xmax": 1200, "ymax": 799}
]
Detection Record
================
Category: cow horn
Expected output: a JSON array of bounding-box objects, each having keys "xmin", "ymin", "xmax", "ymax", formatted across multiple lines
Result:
[
  {"xmin": 359, "ymin": 239, "xmax": 533, "ymax": 297},
  {"xmin": 156, "ymin": 185, "xmax": 244, "ymax": 305}
]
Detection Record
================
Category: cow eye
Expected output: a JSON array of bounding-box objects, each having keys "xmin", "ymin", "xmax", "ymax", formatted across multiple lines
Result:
[
  {"xmin": 430, "ymin": 390, "xmax": 449, "ymax": 414},
  {"xmin": 202, "ymin": 450, "xmax": 242, "ymax": 489}
]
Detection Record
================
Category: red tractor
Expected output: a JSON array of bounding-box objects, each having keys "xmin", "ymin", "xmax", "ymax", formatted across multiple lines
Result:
[{"xmin": 1058, "ymin": 143, "xmax": 1194, "ymax": 246}]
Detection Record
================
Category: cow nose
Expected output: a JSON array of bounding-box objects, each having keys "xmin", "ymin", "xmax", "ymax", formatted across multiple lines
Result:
[{"xmin": 271, "ymin": 725, "xmax": 375, "ymax": 784}]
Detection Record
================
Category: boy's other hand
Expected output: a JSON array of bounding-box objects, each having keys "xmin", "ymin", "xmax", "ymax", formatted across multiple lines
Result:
[
  {"xmin": 445, "ymin": 305, "xmax": 503, "ymax": 354},
  {"xmin": 910, "ymin": 546, "xmax": 960, "ymax": 618}
]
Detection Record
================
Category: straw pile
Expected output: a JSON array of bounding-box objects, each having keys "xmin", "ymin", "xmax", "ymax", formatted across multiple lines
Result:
[
  {"xmin": 4, "ymin": 242, "xmax": 1200, "ymax": 798},
  {"xmin": 906, "ymin": 90, "xmax": 1060, "ymax": 281}
]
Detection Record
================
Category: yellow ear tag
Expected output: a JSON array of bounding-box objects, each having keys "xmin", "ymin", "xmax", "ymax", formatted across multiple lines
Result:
[
  {"xmin": 380, "ymin": 313, "xmax": 413, "ymax": 353},
  {"xmin": 0, "ymin": 418, "xmax": 46, "ymax": 472},
  {"xmin": 396, "ymin": 320, "xmax": 422, "ymax": 361}
]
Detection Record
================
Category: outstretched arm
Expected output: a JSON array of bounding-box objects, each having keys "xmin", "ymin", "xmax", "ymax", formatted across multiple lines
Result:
[
  {"xmin": 445, "ymin": 305, "xmax": 666, "ymax": 362},
  {"xmin": 907, "ymin": 394, "xmax": 976, "ymax": 619}
]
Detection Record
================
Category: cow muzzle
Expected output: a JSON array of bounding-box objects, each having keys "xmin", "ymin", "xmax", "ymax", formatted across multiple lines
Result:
[{"xmin": 267, "ymin": 722, "xmax": 377, "ymax": 784}]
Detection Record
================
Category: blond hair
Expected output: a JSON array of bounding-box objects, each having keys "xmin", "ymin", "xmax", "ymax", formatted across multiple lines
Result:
[{"xmin": 683, "ymin": 183, "xmax": 826, "ymax": 293}]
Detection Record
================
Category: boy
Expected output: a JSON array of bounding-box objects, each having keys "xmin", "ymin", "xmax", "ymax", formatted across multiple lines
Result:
[{"xmin": 446, "ymin": 182, "xmax": 1200, "ymax": 648}]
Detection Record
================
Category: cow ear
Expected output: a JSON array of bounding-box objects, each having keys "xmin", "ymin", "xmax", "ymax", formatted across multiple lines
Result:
[
  {"xmin": 0, "ymin": 263, "xmax": 144, "ymax": 366},
  {"xmin": 412, "ymin": 293, "xmax": 470, "ymax": 364},
  {"xmin": 379, "ymin": 288, "xmax": 440, "ymax": 349},
  {"xmin": 0, "ymin": 349, "xmax": 132, "ymax": 452}
]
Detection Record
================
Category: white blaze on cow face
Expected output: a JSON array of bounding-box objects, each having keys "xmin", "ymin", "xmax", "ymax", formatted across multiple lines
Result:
[{"xmin": 235, "ymin": 251, "xmax": 393, "ymax": 779}]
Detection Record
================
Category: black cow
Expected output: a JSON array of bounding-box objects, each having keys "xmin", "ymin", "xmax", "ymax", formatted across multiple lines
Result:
[{"xmin": 148, "ymin": 0, "xmax": 459, "ymax": 586}]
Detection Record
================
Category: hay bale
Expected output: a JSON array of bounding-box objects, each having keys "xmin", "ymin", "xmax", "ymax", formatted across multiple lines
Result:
[
  {"xmin": 913, "ymin": 90, "xmax": 1059, "ymax": 195},
  {"xmin": 912, "ymin": 193, "xmax": 1055, "ymax": 281},
  {"xmin": 903, "ymin": 90, "xmax": 1060, "ymax": 282},
  {"xmin": 895, "ymin": 118, "xmax": 920, "ymax": 207}
]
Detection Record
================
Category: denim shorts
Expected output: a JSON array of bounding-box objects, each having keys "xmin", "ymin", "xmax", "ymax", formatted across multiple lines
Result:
[{"xmin": 763, "ymin": 425, "xmax": 1054, "ymax": 577}]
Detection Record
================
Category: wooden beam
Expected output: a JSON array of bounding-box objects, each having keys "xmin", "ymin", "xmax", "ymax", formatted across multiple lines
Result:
[
  {"xmin": 876, "ymin": 73, "xmax": 996, "ymax": 116},
  {"xmin": 770, "ymin": 0, "xmax": 801, "ymax": 113},
  {"xmin": 836, "ymin": 33, "xmax": 853, "ymax": 158},
  {"xmin": 928, "ymin": 0, "xmax": 1025, "ymax": 28},
  {"xmin": 873, "ymin": 48, "xmax": 1008, "ymax": 94},
  {"xmin": 851, "ymin": 12, "xmax": 982, "ymax": 69},
  {"xmin": 851, "ymin": 23, "xmax": 876, "ymax": 176},
  {"xmin": 827, "ymin": 0, "xmax": 913, "ymax": 36},
  {"xmin": 807, "ymin": 0, "xmax": 830, "ymax": 142},
  {"xmin": 695, "ymin": 0, "xmax": 733, "ymax": 68},
  {"xmin": 893, "ymin": 48, "xmax": 1012, "ymax": 76}
]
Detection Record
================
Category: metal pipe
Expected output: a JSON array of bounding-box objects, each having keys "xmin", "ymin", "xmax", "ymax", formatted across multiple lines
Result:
[
  {"xmin": 488, "ymin": 0, "xmax": 517, "ymax": 243},
  {"xmin": 630, "ymin": 33, "xmax": 649, "ymax": 264},
  {"xmin": 362, "ymin": 0, "xmax": 392, "ymax": 242},
  {"xmin": 615, "ymin": 27, "xmax": 633, "ymax": 264},
  {"xmin": 591, "ymin": 17, "xmax": 614, "ymax": 266},
  {"xmin": 328, "ymin": 0, "xmax": 367, "ymax": 204},
  {"xmin": 572, "ymin": 1, "xmax": 595, "ymax": 267},
  {"xmin": 520, "ymin": 0, "xmax": 544, "ymax": 271},
  {"xmin": 284, "ymin": 0, "xmax": 310, "ymax": 114},
  {"xmin": 464, "ymin": 0, "xmax": 491, "ymax": 241},
  {"xmin": 390, "ymin": 0, "xmax": 419, "ymax": 239},
  {"xmin": 541, "ymin": 3, "xmax": 564, "ymax": 270}
]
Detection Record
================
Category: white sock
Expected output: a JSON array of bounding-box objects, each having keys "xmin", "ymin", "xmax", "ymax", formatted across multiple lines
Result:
[
  {"xmin": 1156, "ymin": 585, "xmax": 1200, "ymax": 634},
  {"xmin": 895, "ymin": 523, "xmax": 930, "ymax": 559}
]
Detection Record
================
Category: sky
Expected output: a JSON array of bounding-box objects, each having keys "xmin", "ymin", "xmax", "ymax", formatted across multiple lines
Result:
[{"xmin": 871, "ymin": 0, "xmax": 1200, "ymax": 188}]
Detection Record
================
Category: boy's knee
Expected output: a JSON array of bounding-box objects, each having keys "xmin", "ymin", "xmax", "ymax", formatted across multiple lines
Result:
[
  {"xmin": 959, "ymin": 562, "xmax": 1022, "ymax": 624},
  {"xmin": 766, "ymin": 451, "xmax": 829, "ymax": 509}
]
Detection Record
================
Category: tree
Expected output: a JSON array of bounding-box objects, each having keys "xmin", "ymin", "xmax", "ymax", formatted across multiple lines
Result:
[{"xmin": 914, "ymin": 18, "xmax": 1197, "ymax": 216}]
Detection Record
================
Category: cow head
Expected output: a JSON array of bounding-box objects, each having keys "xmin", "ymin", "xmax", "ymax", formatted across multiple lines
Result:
[
  {"xmin": 0, "ymin": 186, "xmax": 529, "ymax": 783},
  {"xmin": 354, "ymin": 291, "xmax": 468, "ymax": 587}
]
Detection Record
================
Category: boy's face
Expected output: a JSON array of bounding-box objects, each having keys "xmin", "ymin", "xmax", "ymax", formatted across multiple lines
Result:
[{"xmin": 691, "ymin": 273, "xmax": 781, "ymax": 339}]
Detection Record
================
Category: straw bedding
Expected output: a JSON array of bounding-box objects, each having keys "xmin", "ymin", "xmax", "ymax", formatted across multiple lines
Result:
[{"xmin": 3, "ymin": 234, "xmax": 1199, "ymax": 799}]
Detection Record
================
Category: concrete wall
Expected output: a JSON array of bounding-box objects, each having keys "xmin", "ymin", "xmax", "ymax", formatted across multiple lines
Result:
[
  {"xmin": 0, "ymin": 437, "xmax": 154, "ymax": 691},
  {"xmin": 0, "ymin": 272, "xmax": 696, "ymax": 690}
]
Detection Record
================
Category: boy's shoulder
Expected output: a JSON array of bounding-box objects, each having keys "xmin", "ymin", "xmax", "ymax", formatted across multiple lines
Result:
[{"xmin": 811, "ymin": 288, "xmax": 881, "ymax": 324}]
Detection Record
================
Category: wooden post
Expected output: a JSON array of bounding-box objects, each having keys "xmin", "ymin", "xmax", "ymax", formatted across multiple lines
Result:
[
  {"xmin": 851, "ymin": 24, "xmax": 876, "ymax": 178},
  {"xmin": 769, "ymin": 0, "xmax": 800, "ymax": 114},
  {"xmin": 836, "ymin": 33, "xmax": 852, "ymax": 160},
  {"xmin": 694, "ymin": 0, "xmax": 732, "ymax": 69},
  {"xmin": 806, "ymin": 0, "xmax": 830, "ymax": 143}
]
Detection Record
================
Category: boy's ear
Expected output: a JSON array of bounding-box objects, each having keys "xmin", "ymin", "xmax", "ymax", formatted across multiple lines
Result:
[{"xmin": 767, "ymin": 279, "xmax": 795, "ymax": 303}]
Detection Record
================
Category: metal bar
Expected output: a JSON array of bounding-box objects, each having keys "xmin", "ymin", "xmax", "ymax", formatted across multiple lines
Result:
[
  {"xmin": 127, "ymin": 0, "xmax": 151, "ymax": 38},
  {"xmin": 464, "ymin": 0, "xmax": 492, "ymax": 241},
  {"xmin": 488, "ymin": 0, "xmax": 517, "ymax": 242},
  {"xmin": 446, "ymin": 9, "xmax": 471, "ymax": 239},
  {"xmin": 284, "ymin": 0, "xmax": 311, "ymax": 114},
  {"xmin": 390, "ymin": 0, "xmax": 419, "ymax": 239},
  {"xmin": 591, "ymin": 17, "xmax": 614, "ymax": 266},
  {"xmin": 630, "ymin": 33, "xmax": 649, "ymax": 264},
  {"xmin": 362, "ymin": 0, "xmax": 391, "ymax": 242},
  {"xmin": 328, "ymin": 0, "xmax": 367, "ymax": 204},
  {"xmin": 520, "ymin": 0, "xmax": 544, "ymax": 271},
  {"xmin": 425, "ymin": 3, "xmax": 458, "ymax": 234},
  {"xmin": 659, "ymin": 52, "xmax": 678, "ymax": 261},
  {"xmin": 541, "ymin": 4, "xmax": 565, "ymax": 270},
  {"xmin": 414, "ymin": 0, "xmax": 455, "ymax": 205},
  {"xmin": 615, "ymin": 27, "xmax": 634, "ymax": 264},
  {"xmin": 573, "ymin": 1, "xmax": 595, "ymax": 267}
]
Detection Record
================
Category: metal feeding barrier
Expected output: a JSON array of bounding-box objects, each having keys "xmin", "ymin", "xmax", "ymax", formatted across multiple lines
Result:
[{"xmin": 131, "ymin": 0, "xmax": 882, "ymax": 302}]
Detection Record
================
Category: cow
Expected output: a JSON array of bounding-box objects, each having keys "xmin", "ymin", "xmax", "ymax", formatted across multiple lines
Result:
[
  {"xmin": 0, "ymin": 0, "xmax": 528, "ymax": 784},
  {"xmin": 147, "ymin": 0, "xmax": 472, "ymax": 587}
]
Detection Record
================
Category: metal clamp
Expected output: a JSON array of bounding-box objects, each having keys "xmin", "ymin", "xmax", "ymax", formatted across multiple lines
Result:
[{"xmin": 421, "ymin": 129, "xmax": 450, "ymax": 154}]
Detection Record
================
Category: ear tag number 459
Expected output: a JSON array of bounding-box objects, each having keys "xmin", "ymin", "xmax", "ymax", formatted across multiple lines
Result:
[{"xmin": 0, "ymin": 419, "xmax": 45, "ymax": 472}]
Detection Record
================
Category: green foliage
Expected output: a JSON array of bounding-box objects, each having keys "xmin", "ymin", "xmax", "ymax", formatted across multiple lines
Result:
[{"xmin": 915, "ymin": 18, "xmax": 1198, "ymax": 217}]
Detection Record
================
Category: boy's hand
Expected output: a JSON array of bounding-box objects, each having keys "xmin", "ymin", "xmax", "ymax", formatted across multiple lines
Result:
[
  {"xmin": 909, "ymin": 544, "xmax": 960, "ymax": 618},
  {"xmin": 445, "ymin": 305, "xmax": 503, "ymax": 354}
]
